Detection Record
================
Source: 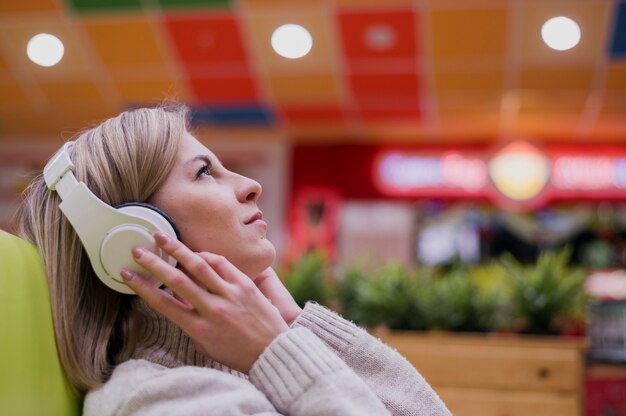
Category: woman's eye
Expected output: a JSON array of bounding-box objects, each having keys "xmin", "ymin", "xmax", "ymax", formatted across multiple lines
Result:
[{"xmin": 197, "ymin": 165, "xmax": 212, "ymax": 178}]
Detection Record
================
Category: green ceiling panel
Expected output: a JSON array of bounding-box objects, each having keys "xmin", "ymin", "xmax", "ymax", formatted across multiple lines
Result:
[
  {"xmin": 66, "ymin": 0, "xmax": 142, "ymax": 13},
  {"xmin": 157, "ymin": 0, "xmax": 230, "ymax": 10}
]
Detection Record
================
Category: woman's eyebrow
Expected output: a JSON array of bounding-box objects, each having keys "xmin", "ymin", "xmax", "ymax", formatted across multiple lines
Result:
[{"xmin": 184, "ymin": 155, "xmax": 212, "ymax": 168}]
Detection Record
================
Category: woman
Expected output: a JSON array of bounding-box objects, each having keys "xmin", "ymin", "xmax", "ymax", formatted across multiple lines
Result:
[{"xmin": 18, "ymin": 106, "xmax": 451, "ymax": 415}]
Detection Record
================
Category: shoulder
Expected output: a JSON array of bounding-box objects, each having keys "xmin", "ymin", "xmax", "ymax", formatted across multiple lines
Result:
[{"xmin": 84, "ymin": 359, "xmax": 275, "ymax": 415}]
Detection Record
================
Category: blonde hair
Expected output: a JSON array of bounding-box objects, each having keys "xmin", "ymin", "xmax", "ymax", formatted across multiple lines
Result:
[{"xmin": 17, "ymin": 106, "xmax": 188, "ymax": 392}]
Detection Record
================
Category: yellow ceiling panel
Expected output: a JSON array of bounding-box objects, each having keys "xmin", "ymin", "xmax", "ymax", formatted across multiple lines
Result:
[
  {"xmin": 519, "ymin": 0, "xmax": 612, "ymax": 67},
  {"xmin": 434, "ymin": 70, "xmax": 504, "ymax": 93},
  {"xmin": 245, "ymin": 10, "xmax": 336, "ymax": 74},
  {"xmin": 606, "ymin": 64, "xmax": 626, "ymax": 91},
  {"xmin": 520, "ymin": 67, "xmax": 594, "ymax": 91},
  {"xmin": 0, "ymin": 0, "xmax": 58, "ymax": 14},
  {"xmin": 82, "ymin": 16, "xmax": 169, "ymax": 71},
  {"xmin": 114, "ymin": 79, "xmax": 189, "ymax": 103},
  {"xmin": 431, "ymin": 7, "xmax": 507, "ymax": 68},
  {"xmin": 269, "ymin": 73, "xmax": 341, "ymax": 104}
]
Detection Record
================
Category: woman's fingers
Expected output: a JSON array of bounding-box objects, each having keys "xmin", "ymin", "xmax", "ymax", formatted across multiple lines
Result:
[
  {"xmin": 131, "ymin": 246, "xmax": 213, "ymax": 311},
  {"xmin": 121, "ymin": 268, "xmax": 197, "ymax": 329},
  {"xmin": 196, "ymin": 251, "xmax": 249, "ymax": 286},
  {"xmin": 153, "ymin": 232, "xmax": 228, "ymax": 294}
]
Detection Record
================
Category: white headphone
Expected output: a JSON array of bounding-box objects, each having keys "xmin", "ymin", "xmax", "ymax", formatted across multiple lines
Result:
[{"xmin": 43, "ymin": 142, "xmax": 179, "ymax": 294}]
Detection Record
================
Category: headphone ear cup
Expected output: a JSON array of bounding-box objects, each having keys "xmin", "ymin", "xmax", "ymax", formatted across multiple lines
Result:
[
  {"xmin": 116, "ymin": 202, "xmax": 181, "ymax": 240},
  {"xmin": 95, "ymin": 202, "xmax": 180, "ymax": 294}
]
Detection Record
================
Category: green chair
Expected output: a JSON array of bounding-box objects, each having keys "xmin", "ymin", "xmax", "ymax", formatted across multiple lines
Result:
[{"xmin": 0, "ymin": 230, "xmax": 81, "ymax": 415}]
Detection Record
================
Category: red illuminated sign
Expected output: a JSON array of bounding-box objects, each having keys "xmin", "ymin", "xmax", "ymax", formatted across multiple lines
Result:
[
  {"xmin": 375, "ymin": 151, "xmax": 488, "ymax": 195},
  {"xmin": 373, "ymin": 144, "xmax": 626, "ymax": 210}
]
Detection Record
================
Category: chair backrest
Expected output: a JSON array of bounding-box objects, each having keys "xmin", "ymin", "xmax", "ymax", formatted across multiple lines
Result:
[{"xmin": 0, "ymin": 230, "xmax": 81, "ymax": 415}]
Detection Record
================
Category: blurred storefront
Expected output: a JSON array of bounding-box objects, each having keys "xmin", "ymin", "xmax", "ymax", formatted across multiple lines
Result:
[{"xmin": 288, "ymin": 141, "xmax": 626, "ymax": 269}]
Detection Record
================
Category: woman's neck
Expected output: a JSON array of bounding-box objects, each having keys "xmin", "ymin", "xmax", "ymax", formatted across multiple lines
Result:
[{"xmin": 130, "ymin": 299, "xmax": 246, "ymax": 378}]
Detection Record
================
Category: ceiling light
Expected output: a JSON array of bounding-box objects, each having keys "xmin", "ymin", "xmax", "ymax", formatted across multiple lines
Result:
[
  {"xmin": 541, "ymin": 16, "xmax": 581, "ymax": 51},
  {"xmin": 271, "ymin": 24, "xmax": 313, "ymax": 59},
  {"xmin": 365, "ymin": 24, "xmax": 396, "ymax": 51},
  {"xmin": 27, "ymin": 33, "xmax": 64, "ymax": 67}
]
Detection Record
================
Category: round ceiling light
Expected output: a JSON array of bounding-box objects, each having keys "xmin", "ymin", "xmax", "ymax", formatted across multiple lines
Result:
[
  {"xmin": 271, "ymin": 24, "xmax": 313, "ymax": 59},
  {"xmin": 27, "ymin": 33, "xmax": 64, "ymax": 67},
  {"xmin": 365, "ymin": 24, "xmax": 396, "ymax": 51},
  {"xmin": 541, "ymin": 16, "xmax": 581, "ymax": 51}
]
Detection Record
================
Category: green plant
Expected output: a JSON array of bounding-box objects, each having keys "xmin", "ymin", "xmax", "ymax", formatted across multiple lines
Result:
[
  {"xmin": 346, "ymin": 264, "xmax": 431, "ymax": 330},
  {"xmin": 334, "ymin": 266, "xmax": 366, "ymax": 323},
  {"xmin": 423, "ymin": 265, "xmax": 504, "ymax": 332},
  {"xmin": 281, "ymin": 250, "xmax": 330, "ymax": 308},
  {"xmin": 501, "ymin": 248, "xmax": 587, "ymax": 335}
]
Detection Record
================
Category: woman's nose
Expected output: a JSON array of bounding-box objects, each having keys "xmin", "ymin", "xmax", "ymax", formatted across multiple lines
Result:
[{"xmin": 237, "ymin": 174, "xmax": 262, "ymax": 203}]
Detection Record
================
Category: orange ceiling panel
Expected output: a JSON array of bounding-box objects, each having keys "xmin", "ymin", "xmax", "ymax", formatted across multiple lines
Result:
[
  {"xmin": 437, "ymin": 92, "xmax": 502, "ymax": 118},
  {"xmin": 0, "ymin": 79, "xmax": 37, "ymax": 117},
  {"xmin": 518, "ymin": 91, "xmax": 588, "ymax": 118},
  {"xmin": 114, "ymin": 79, "xmax": 189, "ymax": 104},
  {"xmin": 519, "ymin": 0, "xmax": 612, "ymax": 67},
  {"xmin": 430, "ymin": 6, "xmax": 507, "ymax": 70},
  {"xmin": 82, "ymin": 16, "xmax": 170, "ymax": 72},
  {"xmin": 0, "ymin": 0, "xmax": 58, "ymax": 14},
  {"xmin": 0, "ymin": 18, "xmax": 93, "ymax": 78},
  {"xmin": 606, "ymin": 64, "xmax": 626, "ymax": 91},
  {"xmin": 0, "ymin": 49, "xmax": 8, "ymax": 69},
  {"xmin": 245, "ymin": 9, "xmax": 337, "ymax": 74},
  {"xmin": 0, "ymin": 113, "xmax": 59, "ymax": 137},
  {"xmin": 269, "ymin": 73, "xmax": 341, "ymax": 104},
  {"xmin": 37, "ymin": 79, "xmax": 113, "ymax": 118},
  {"xmin": 602, "ymin": 91, "xmax": 626, "ymax": 112},
  {"xmin": 434, "ymin": 70, "xmax": 505, "ymax": 93},
  {"xmin": 519, "ymin": 67, "xmax": 595, "ymax": 92}
]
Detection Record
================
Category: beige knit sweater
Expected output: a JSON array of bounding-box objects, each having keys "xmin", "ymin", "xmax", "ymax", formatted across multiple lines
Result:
[{"xmin": 84, "ymin": 302, "xmax": 451, "ymax": 415}]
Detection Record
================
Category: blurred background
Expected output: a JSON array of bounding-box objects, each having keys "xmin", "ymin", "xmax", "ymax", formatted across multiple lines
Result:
[{"xmin": 1, "ymin": 0, "xmax": 626, "ymax": 415}]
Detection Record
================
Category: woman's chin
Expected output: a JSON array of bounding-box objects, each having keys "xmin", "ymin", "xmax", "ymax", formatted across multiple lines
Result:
[{"xmin": 241, "ymin": 241, "xmax": 276, "ymax": 279}]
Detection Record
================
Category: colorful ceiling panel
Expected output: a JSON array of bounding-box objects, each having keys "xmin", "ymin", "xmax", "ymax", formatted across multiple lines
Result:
[{"xmin": 0, "ymin": 0, "xmax": 624, "ymax": 143}]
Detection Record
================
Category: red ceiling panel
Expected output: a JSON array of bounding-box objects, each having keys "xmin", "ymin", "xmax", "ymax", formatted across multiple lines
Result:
[
  {"xmin": 189, "ymin": 74, "xmax": 258, "ymax": 103},
  {"xmin": 358, "ymin": 102, "xmax": 421, "ymax": 121},
  {"xmin": 279, "ymin": 104, "xmax": 345, "ymax": 123},
  {"xmin": 336, "ymin": 8, "xmax": 418, "ymax": 62},
  {"xmin": 164, "ymin": 14, "xmax": 250, "ymax": 69},
  {"xmin": 348, "ymin": 71, "xmax": 420, "ymax": 104}
]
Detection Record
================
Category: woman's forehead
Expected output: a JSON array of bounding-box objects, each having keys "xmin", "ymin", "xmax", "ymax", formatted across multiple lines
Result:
[{"xmin": 178, "ymin": 133, "xmax": 216, "ymax": 162}]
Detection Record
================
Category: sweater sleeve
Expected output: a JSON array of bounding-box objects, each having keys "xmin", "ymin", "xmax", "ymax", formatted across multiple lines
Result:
[
  {"xmin": 291, "ymin": 302, "xmax": 452, "ymax": 416},
  {"xmin": 249, "ymin": 327, "xmax": 390, "ymax": 415}
]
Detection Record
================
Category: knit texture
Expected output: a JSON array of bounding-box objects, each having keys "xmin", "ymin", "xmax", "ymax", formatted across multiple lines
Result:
[
  {"xmin": 83, "ymin": 300, "xmax": 451, "ymax": 415},
  {"xmin": 292, "ymin": 303, "xmax": 452, "ymax": 416}
]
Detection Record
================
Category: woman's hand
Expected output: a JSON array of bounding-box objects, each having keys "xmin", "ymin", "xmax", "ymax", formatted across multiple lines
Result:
[
  {"xmin": 253, "ymin": 267, "xmax": 303, "ymax": 326},
  {"xmin": 121, "ymin": 232, "xmax": 289, "ymax": 374}
]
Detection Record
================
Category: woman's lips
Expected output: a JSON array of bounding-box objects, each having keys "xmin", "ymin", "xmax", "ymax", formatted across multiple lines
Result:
[{"xmin": 245, "ymin": 211, "xmax": 264, "ymax": 225}]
